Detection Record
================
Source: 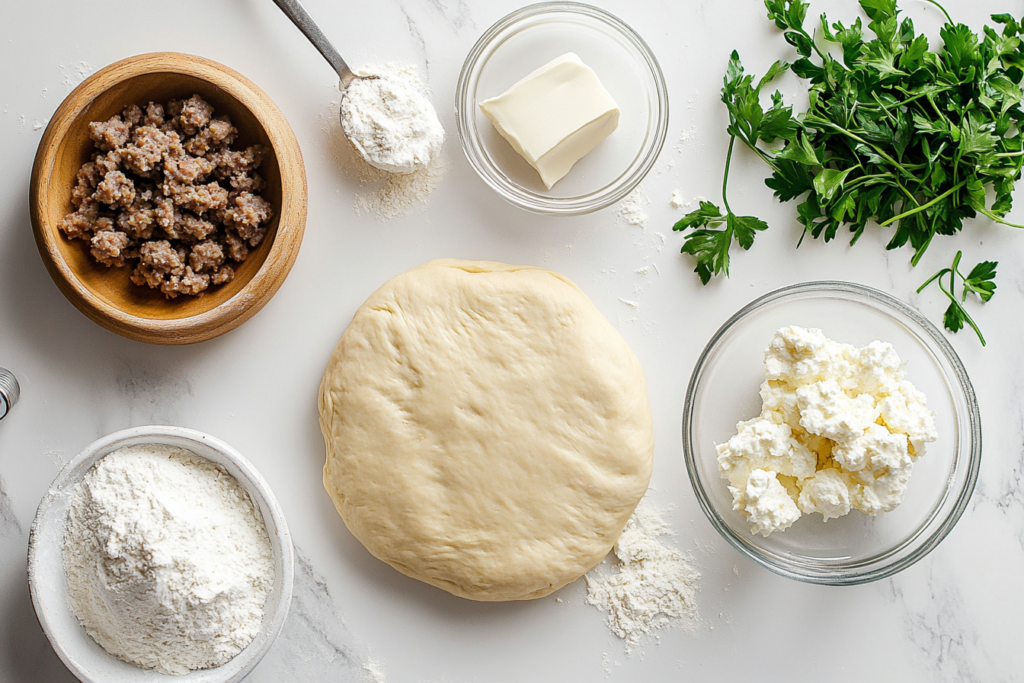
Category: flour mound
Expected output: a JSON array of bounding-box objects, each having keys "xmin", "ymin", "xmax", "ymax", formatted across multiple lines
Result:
[
  {"xmin": 64, "ymin": 444, "xmax": 274, "ymax": 674},
  {"xmin": 341, "ymin": 64, "xmax": 444, "ymax": 174},
  {"xmin": 585, "ymin": 500, "xmax": 700, "ymax": 650}
]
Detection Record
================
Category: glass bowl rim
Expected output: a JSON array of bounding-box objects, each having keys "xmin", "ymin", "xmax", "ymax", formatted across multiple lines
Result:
[
  {"xmin": 681, "ymin": 280, "xmax": 982, "ymax": 585},
  {"xmin": 454, "ymin": 1, "xmax": 670, "ymax": 216}
]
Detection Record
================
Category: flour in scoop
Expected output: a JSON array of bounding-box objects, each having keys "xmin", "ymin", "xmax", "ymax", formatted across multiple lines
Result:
[
  {"xmin": 63, "ymin": 444, "xmax": 274, "ymax": 674},
  {"xmin": 585, "ymin": 499, "xmax": 700, "ymax": 651},
  {"xmin": 341, "ymin": 64, "xmax": 445, "ymax": 174}
]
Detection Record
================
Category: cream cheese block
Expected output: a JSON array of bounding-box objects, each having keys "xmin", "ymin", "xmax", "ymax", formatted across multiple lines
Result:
[{"xmin": 479, "ymin": 53, "xmax": 620, "ymax": 189}]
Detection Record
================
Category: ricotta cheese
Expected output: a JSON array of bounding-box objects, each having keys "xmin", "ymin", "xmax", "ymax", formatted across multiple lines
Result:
[
  {"xmin": 730, "ymin": 469, "xmax": 802, "ymax": 537},
  {"xmin": 716, "ymin": 326, "xmax": 938, "ymax": 536}
]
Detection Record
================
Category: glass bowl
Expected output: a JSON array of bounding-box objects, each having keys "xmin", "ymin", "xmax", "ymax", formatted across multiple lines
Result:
[
  {"xmin": 455, "ymin": 2, "xmax": 668, "ymax": 215},
  {"xmin": 682, "ymin": 282, "xmax": 981, "ymax": 585}
]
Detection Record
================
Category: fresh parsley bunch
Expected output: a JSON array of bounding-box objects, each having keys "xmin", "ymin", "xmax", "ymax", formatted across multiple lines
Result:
[{"xmin": 675, "ymin": 0, "xmax": 1021, "ymax": 340}]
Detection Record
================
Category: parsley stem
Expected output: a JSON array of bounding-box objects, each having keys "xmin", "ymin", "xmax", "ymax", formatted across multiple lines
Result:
[
  {"xmin": 722, "ymin": 135, "xmax": 736, "ymax": 216},
  {"xmin": 939, "ymin": 274, "xmax": 986, "ymax": 346},
  {"xmin": 880, "ymin": 180, "xmax": 968, "ymax": 226},
  {"xmin": 733, "ymin": 131, "xmax": 779, "ymax": 173},
  {"xmin": 918, "ymin": 251, "xmax": 990, "ymax": 346},
  {"xmin": 916, "ymin": 267, "xmax": 949, "ymax": 293},
  {"xmin": 894, "ymin": 179, "xmax": 921, "ymax": 208},
  {"xmin": 925, "ymin": 94, "xmax": 949, "ymax": 128},
  {"xmin": 977, "ymin": 207, "xmax": 1024, "ymax": 229},
  {"xmin": 952, "ymin": 254, "xmax": 973, "ymax": 303},
  {"xmin": 805, "ymin": 117, "xmax": 916, "ymax": 179},
  {"xmin": 842, "ymin": 173, "xmax": 895, "ymax": 194},
  {"xmin": 921, "ymin": 0, "xmax": 953, "ymax": 25},
  {"xmin": 911, "ymin": 229, "xmax": 934, "ymax": 267},
  {"xmin": 888, "ymin": 86, "xmax": 954, "ymax": 110},
  {"xmin": 950, "ymin": 249, "xmax": 963, "ymax": 276},
  {"xmin": 871, "ymin": 92, "xmax": 898, "ymax": 125}
]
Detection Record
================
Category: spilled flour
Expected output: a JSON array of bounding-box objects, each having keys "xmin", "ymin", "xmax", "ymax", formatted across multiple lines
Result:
[
  {"xmin": 351, "ymin": 153, "xmax": 449, "ymax": 221},
  {"xmin": 363, "ymin": 660, "xmax": 387, "ymax": 682},
  {"xmin": 617, "ymin": 186, "xmax": 649, "ymax": 227},
  {"xmin": 585, "ymin": 500, "xmax": 700, "ymax": 651}
]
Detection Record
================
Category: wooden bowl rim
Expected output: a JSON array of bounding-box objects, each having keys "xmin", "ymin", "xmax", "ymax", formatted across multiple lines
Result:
[{"xmin": 29, "ymin": 52, "xmax": 307, "ymax": 345}]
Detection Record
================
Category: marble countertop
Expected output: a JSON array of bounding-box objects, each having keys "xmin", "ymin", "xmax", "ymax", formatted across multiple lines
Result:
[{"xmin": 2, "ymin": 0, "xmax": 1022, "ymax": 681}]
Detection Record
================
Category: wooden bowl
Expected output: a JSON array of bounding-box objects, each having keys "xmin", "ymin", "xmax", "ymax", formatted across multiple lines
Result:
[{"xmin": 30, "ymin": 52, "xmax": 307, "ymax": 345}]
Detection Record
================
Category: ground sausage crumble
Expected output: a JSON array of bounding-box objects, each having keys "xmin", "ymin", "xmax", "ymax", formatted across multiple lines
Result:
[{"xmin": 60, "ymin": 94, "xmax": 273, "ymax": 298}]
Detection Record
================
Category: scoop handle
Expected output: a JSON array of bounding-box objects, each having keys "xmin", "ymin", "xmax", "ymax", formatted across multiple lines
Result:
[{"xmin": 272, "ymin": 0, "xmax": 356, "ymax": 88}]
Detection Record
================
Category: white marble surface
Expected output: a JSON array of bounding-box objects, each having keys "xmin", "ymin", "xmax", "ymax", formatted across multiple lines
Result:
[{"xmin": 1, "ymin": 0, "xmax": 1023, "ymax": 681}]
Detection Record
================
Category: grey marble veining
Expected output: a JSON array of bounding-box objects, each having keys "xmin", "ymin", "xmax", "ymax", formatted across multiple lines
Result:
[
  {"xmin": 0, "ymin": 476, "xmax": 21, "ymax": 538},
  {"xmin": 115, "ymin": 361, "xmax": 195, "ymax": 427},
  {"xmin": 883, "ymin": 562, "xmax": 994, "ymax": 683},
  {"xmin": 399, "ymin": 6, "xmax": 431, "ymax": 77},
  {"xmin": 393, "ymin": 0, "xmax": 479, "ymax": 80},
  {"xmin": 974, "ymin": 399, "xmax": 1024, "ymax": 516},
  {"xmin": 421, "ymin": 0, "xmax": 477, "ymax": 33},
  {"xmin": 247, "ymin": 547, "xmax": 373, "ymax": 682}
]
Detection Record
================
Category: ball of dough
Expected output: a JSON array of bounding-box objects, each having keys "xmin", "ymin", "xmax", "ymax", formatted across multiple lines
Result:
[{"xmin": 319, "ymin": 259, "xmax": 654, "ymax": 601}]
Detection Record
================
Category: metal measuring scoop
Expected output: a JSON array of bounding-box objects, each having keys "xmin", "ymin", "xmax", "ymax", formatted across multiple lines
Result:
[
  {"xmin": 272, "ymin": 0, "xmax": 364, "ymax": 91},
  {"xmin": 272, "ymin": 0, "xmax": 443, "ymax": 174},
  {"xmin": 0, "ymin": 368, "xmax": 20, "ymax": 421}
]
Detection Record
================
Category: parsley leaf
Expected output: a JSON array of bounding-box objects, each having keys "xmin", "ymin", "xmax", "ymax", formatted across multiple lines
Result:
[
  {"xmin": 673, "ymin": 139, "xmax": 768, "ymax": 283},
  {"xmin": 917, "ymin": 251, "xmax": 997, "ymax": 345},
  {"xmin": 675, "ymin": 212, "xmax": 768, "ymax": 285},
  {"xmin": 963, "ymin": 259, "xmax": 998, "ymax": 301}
]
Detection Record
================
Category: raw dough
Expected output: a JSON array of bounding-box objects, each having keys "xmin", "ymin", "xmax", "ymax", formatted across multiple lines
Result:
[{"xmin": 319, "ymin": 259, "xmax": 654, "ymax": 601}]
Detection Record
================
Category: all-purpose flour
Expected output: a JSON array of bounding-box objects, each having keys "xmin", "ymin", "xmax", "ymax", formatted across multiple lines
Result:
[
  {"xmin": 63, "ymin": 444, "xmax": 274, "ymax": 674},
  {"xmin": 341, "ymin": 64, "xmax": 444, "ymax": 174},
  {"xmin": 585, "ymin": 500, "xmax": 701, "ymax": 651}
]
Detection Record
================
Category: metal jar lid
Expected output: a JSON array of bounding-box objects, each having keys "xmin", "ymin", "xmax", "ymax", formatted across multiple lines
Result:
[{"xmin": 0, "ymin": 368, "xmax": 19, "ymax": 421}]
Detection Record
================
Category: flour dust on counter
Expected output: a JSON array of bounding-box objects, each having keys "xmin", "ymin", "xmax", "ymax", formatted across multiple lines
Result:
[
  {"xmin": 677, "ymin": 124, "xmax": 698, "ymax": 147},
  {"xmin": 585, "ymin": 498, "xmax": 701, "ymax": 652},
  {"xmin": 670, "ymin": 189, "xmax": 701, "ymax": 210},
  {"xmin": 57, "ymin": 60, "xmax": 95, "ymax": 94},
  {"xmin": 352, "ymin": 151, "xmax": 449, "ymax": 221},
  {"xmin": 616, "ymin": 186, "xmax": 649, "ymax": 227},
  {"xmin": 363, "ymin": 659, "xmax": 388, "ymax": 683},
  {"xmin": 115, "ymin": 359, "xmax": 195, "ymax": 425}
]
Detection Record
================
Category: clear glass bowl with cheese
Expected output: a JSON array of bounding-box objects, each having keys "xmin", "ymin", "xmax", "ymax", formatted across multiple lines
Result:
[
  {"xmin": 456, "ymin": 2, "xmax": 668, "ymax": 215},
  {"xmin": 682, "ymin": 282, "xmax": 981, "ymax": 585}
]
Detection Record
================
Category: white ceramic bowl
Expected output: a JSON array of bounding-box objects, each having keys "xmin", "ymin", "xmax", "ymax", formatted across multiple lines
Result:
[
  {"xmin": 28, "ymin": 426, "xmax": 294, "ymax": 682},
  {"xmin": 683, "ymin": 282, "xmax": 980, "ymax": 585}
]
